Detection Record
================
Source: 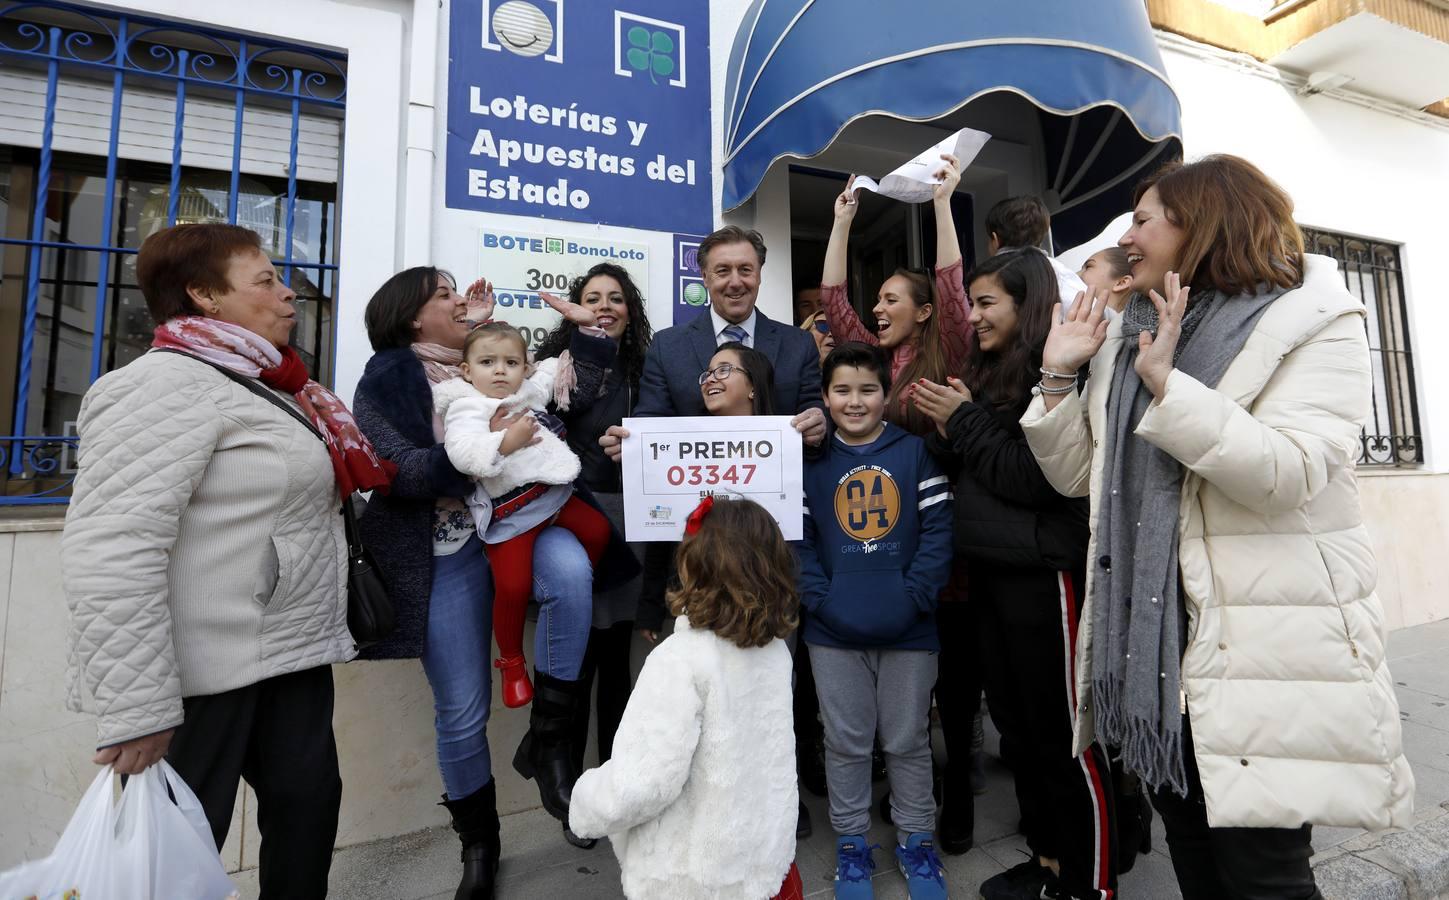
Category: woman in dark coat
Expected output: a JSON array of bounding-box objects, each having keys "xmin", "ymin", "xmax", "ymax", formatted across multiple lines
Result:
[
  {"xmin": 531, "ymin": 263, "xmax": 652, "ymax": 848},
  {"xmin": 352, "ymin": 268, "xmax": 636, "ymax": 896}
]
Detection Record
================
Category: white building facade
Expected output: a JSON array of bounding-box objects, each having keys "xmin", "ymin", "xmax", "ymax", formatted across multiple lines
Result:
[{"xmin": 1, "ymin": 0, "xmax": 1446, "ymax": 872}]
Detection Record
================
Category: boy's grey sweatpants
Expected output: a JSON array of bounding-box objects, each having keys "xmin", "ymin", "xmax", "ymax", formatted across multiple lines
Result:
[{"xmin": 808, "ymin": 644, "xmax": 938, "ymax": 843}]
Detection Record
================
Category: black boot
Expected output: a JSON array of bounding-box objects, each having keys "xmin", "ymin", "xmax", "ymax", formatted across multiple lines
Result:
[
  {"xmin": 513, "ymin": 670, "xmax": 584, "ymax": 822},
  {"xmin": 440, "ymin": 781, "xmax": 500, "ymax": 900}
]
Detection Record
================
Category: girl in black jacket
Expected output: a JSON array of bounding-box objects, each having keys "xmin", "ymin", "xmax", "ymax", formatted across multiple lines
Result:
[{"xmin": 911, "ymin": 249, "xmax": 1115, "ymax": 900}]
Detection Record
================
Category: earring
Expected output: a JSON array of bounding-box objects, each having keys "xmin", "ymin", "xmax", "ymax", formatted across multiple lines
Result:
[{"xmin": 749, "ymin": 391, "xmax": 755, "ymax": 399}]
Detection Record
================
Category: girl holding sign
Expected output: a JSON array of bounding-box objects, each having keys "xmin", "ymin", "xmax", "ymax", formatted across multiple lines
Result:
[
  {"xmin": 633, "ymin": 343, "xmax": 827, "ymax": 844},
  {"xmin": 637, "ymin": 341, "xmax": 777, "ymax": 638}
]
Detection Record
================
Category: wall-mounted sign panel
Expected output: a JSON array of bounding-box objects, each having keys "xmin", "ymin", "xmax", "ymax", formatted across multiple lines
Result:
[
  {"xmin": 446, "ymin": 0, "xmax": 712, "ymax": 235},
  {"xmin": 672, "ymin": 232, "xmax": 709, "ymax": 325},
  {"xmin": 477, "ymin": 228, "xmax": 650, "ymax": 348}
]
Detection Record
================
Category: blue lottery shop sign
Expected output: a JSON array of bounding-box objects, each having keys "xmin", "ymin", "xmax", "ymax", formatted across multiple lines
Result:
[{"xmin": 446, "ymin": 0, "xmax": 712, "ymax": 235}]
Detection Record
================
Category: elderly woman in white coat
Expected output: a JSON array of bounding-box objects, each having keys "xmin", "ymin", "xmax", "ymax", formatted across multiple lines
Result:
[
  {"xmin": 1021, "ymin": 155, "xmax": 1413, "ymax": 900},
  {"xmin": 62, "ymin": 223, "xmax": 393, "ymax": 898}
]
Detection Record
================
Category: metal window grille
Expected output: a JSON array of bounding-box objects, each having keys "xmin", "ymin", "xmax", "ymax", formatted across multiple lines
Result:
[
  {"xmin": 1302, "ymin": 227, "xmax": 1422, "ymax": 467},
  {"xmin": 0, "ymin": 1, "xmax": 346, "ymax": 504}
]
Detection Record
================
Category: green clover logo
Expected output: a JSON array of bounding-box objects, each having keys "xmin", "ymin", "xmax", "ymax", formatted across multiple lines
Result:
[{"xmin": 626, "ymin": 26, "xmax": 675, "ymax": 85}]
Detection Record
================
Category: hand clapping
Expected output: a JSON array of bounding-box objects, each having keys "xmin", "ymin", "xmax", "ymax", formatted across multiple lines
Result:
[
  {"xmin": 1135, "ymin": 271, "xmax": 1189, "ymax": 400},
  {"xmin": 909, "ymin": 377, "xmax": 972, "ymax": 437},
  {"xmin": 1042, "ymin": 288, "xmax": 1110, "ymax": 374}
]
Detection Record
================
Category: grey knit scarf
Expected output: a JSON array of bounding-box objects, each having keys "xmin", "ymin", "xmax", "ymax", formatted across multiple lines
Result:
[{"xmin": 1092, "ymin": 284, "xmax": 1285, "ymax": 795}]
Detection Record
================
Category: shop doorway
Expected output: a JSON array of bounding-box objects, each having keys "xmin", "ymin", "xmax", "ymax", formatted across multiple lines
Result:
[{"xmin": 788, "ymin": 164, "xmax": 973, "ymax": 329}]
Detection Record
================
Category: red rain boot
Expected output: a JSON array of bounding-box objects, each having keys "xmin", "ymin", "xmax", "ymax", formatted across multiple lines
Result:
[{"xmin": 495, "ymin": 654, "xmax": 534, "ymax": 708}]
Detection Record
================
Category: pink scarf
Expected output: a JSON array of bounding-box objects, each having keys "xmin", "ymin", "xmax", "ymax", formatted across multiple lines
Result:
[
  {"xmin": 411, "ymin": 342, "xmax": 464, "ymax": 386},
  {"xmin": 153, "ymin": 317, "xmax": 395, "ymax": 497},
  {"xmin": 411, "ymin": 342, "xmax": 465, "ymax": 442}
]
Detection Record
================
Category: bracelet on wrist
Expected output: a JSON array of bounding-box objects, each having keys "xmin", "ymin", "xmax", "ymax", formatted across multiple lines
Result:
[
  {"xmin": 1031, "ymin": 380, "xmax": 1076, "ymax": 396},
  {"xmin": 1039, "ymin": 366, "xmax": 1077, "ymax": 381}
]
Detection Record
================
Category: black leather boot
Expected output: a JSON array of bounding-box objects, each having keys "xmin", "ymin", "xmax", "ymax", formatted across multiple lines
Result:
[
  {"xmin": 512, "ymin": 670, "xmax": 583, "ymax": 822},
  {"xmin": 440, "ymin": 780, "xmax": 500, "ymax": 900}
]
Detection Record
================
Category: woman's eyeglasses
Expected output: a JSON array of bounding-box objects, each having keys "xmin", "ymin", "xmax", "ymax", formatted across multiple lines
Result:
[
  {"xmin": 813, "ymin": 319, "xmax": 831, "ymax": 335},
  {"xmin": 698, "ymin": 363, "xmax": 750, "ymax": 385}
]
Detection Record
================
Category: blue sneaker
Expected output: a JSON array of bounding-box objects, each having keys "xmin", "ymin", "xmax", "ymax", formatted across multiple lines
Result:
[
  {"xmin": 895, "ymin": 832, "xmax": 948, "ymax": 899},
  {"xmin": 834, "ymin": 834, "xmax": 877, "ymax": 898}
]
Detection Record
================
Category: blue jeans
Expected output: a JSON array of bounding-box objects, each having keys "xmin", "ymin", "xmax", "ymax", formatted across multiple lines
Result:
[
  {"xmin": 421, "ymin": 534, "xmax": 494, "ymax": 800},
  {"xmin": 531, "ymin": 525, "xmax": 594, "ymax": 681},
  {"xmin": 421, "ymin": 528, "xmax": 594, "ymax": 799}
]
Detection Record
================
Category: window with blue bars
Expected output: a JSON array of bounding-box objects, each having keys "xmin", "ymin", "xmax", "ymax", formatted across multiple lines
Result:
[{"xmin": 0, "ymin": 1, "xmax": 346, "ymax": 504}]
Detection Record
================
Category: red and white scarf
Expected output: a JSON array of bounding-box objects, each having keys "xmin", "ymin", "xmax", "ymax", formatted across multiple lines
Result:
[{"xmin": 153, "ymin": 317, "xmax": 395, "ymax": 497}]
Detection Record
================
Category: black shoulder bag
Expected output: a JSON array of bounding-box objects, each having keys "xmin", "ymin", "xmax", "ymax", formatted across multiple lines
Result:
[{"xmin": 154, "ymin": 349, "xmax": 396, "ymax": 647}]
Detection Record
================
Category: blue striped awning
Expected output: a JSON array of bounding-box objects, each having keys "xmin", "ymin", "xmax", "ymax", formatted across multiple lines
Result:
[{"xmin": 721, "ymin": 0, "xmax": 1183, "ymax": 247}]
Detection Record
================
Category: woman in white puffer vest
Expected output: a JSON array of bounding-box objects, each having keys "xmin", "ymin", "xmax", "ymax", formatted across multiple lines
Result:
[{"xmin": 1021, "ymin": 154, "xmax": 1413, "ymax": 900}]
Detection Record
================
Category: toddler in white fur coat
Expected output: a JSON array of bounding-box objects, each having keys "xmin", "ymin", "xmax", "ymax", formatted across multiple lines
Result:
[
  {"xmin": 432, "ymin": 332, "xmax": 580, "ymax": 523},
  {"xmin": 433, "ymin": 321, "xmax": 613, "ymax": 710},
  {"xmin": 569, "ymin": 497, "xmax": 804, "ymax": 900}
]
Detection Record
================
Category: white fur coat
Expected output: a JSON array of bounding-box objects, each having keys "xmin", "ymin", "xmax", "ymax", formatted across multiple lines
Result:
[
  {"xmin": 431, "ymin": 357, "xmax": 581, "ymax": 499},
  {"xmin": 569, "ymin": 616, "xmax": 797, "ymax": 900}
]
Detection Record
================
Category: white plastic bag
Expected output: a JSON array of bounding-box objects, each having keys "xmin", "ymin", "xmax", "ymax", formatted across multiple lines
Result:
[{"xmin": 0, "ymin": 761, "xmax": 239, "ymax": 900}]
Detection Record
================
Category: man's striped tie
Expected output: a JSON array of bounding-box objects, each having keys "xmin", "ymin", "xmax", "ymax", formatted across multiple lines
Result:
[{"xmin": 721, "ymin": 324, "xmax": 749, "ymax": 345}]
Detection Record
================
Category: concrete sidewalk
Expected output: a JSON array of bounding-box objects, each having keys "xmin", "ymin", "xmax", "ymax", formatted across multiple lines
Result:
[{"xmin": 235, "ymin": 618, "xmax": 1449, "ymax": 899}]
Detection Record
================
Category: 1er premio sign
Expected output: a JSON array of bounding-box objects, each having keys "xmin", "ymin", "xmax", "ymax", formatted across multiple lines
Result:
[{"xmin": 620, "ymin": 416, "xmax": 803, "ymax": 541}]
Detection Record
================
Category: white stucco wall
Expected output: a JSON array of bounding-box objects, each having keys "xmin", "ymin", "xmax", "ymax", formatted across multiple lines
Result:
[
  {"xmin": 1157, "ymin": 34, "xmax": 1449, "ymax": 471},
  {"xmin": 1151, "ymin": 31, "xmax": 1449, "ymax": 634}
]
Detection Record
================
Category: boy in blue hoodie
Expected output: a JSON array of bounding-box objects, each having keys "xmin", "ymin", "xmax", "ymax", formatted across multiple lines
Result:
[{"xmin": 799, "ymin": 342, "xmax": 954, "ymax": 900}]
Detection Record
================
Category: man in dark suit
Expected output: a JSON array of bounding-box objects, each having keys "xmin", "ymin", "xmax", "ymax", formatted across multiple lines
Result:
[{"xmin": 600, "ymin": 225, "xmax": 827, "ymax": 459}]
